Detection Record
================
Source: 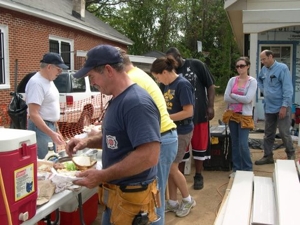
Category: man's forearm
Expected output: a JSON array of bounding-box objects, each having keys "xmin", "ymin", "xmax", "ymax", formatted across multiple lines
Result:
[
  {"xmin": 86, "ymin": 133, "xmax": 102, "ymax": 149},
  {"xmin": 101, "ymin": 142, "xmax": 160, "ymax": 182}
]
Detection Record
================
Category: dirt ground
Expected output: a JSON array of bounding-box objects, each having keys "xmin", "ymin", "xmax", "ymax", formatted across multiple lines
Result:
[
  {"xmin": 93, "ymin": 95, "xmax": 230, "ymax": 225},
  {"xmin": 165, "ymin": 94, "xmax": 229, "ymax": 225},
  {"xmin": 92, "ymin": 95, "xmax": 300, "ymax": 225}
]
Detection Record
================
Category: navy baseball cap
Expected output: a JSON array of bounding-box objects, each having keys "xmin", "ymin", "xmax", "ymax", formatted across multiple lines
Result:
[
  {"xmin": 40, "ymin": 52, "xmax": 69, "ymax": 69},
  {"xmin": 74, "ymin": 45, "xmax": 123, "ymax": 79}
]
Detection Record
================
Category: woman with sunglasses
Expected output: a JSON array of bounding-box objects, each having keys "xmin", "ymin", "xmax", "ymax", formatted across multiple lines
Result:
[{"xmin": 224, "ymin": 57, "xmax": 257, "ymax": 178}]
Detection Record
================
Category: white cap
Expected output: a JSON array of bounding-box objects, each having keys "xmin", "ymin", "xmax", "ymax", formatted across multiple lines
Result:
[{"xmin": 48, "ymin": 142, "xmax": 54, "ymax": 147}]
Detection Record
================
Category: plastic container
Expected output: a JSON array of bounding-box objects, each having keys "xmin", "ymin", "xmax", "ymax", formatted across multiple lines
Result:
[
  {"xmin": 0, "ymin": 128, "xmax": 37, "ymax": 224},
  {"xmin": 44, "ymin": 142, "xmax": 58, "ymax": 162},
  {"xmin": 204, "ymin": 132, "xmax": 232, "ymax": 171}
]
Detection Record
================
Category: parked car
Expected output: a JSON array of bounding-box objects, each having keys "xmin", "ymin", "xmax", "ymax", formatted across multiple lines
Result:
[{"xmin": 17, "ymin": 71, "xmax": 111, "ymax": 138}]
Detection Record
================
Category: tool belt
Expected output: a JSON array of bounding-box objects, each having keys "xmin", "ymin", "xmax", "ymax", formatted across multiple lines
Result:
[
  {"xmin": 222, "ymin": 110, "xmax": 254, "ymax": 129},
  {"xmin": 175, "ymin": 118, "xmax": 192, "ymax": 126},
  {"xmin": 98, "ymin": 179, "xmax": 160, "ymax": 225}
]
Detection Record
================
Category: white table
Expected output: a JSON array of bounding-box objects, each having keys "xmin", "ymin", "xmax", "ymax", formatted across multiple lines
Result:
[{"xmin": 21, "ymin": 187, "xmax": 97, "ymax": 225}]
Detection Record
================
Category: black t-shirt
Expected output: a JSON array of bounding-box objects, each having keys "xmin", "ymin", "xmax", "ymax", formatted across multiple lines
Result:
[{"xmin": 160, "ymin": 59, "xmax": 214, "ymax": 124}]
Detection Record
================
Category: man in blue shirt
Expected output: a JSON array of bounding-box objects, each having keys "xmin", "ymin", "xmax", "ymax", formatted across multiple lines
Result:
[{"xmin": 255, "ymin": 50, "xmax": 295, "ymax": 165}]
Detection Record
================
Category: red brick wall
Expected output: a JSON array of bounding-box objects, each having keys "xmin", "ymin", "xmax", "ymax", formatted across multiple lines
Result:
[{"xmin": 0, "ymin": 7, "xmax": 127, "ymax": 111}]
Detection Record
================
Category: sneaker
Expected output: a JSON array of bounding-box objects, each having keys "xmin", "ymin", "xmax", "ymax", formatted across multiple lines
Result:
[
  {"xmin": 229, "ymin": 172, "xmax": 236, "ymax": 178},
  {"xmin": 255, "ymin": 156, "xmax": 274, "ymax": 165},
  {"xmin": 193, "ymin": 174, "xmax": 203, "ymax": 190},
  {"xmin": 175, "ymin": 198, "xmax": 196, "ymax": 217},
  {"xmin": 165, "ymin": 201, "xmax": 179, "ymax": 213}
]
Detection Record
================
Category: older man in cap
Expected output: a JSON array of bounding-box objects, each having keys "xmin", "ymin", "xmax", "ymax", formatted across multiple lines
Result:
[
  {"xmin": 66, "ymin": 45, "xmax": 161, "ymax": 225},
  {"xmin": 26, "ymin": 52, "xmax": 68, "ymax": 159}
]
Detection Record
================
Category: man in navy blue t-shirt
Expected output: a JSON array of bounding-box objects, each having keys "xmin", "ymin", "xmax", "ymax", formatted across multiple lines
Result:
[{"xmin": 66, "ymin": 45, "xmax": 161, "ymax": 224}]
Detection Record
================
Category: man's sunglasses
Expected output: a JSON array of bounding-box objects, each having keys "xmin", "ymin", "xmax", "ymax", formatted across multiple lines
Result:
[{"xmin": 235, "ymin": 64, "xmax": 247, "ymax": 69}]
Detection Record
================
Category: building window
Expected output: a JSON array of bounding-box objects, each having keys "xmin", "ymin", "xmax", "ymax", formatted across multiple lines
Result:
[
  {"xmin": 49, "ymin": 37, "xmax": 73, "ymax": 70},
  {"xmin": 261, "ymin": 45, "xmax": 291, "ymax": 70},
  {"xmin": 0, "ymin": 25, "xmax": 9, "ymax": 89}
]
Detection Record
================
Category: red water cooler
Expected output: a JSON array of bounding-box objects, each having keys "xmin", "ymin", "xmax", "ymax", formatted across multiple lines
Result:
[{"xmin": 0, "ymin": 129, "xmax": 37, "ymax": 224}]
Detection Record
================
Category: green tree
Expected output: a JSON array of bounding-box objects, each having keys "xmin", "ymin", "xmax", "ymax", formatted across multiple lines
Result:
[
  {"xmin": 87, "ymin": 0, "xmax": 185, "ymax": 54},
  {"xmin": 172, "ymin": 0, "xmax": 239, "ymax": 93},
  {"xmin": 87, "ymin": 0, "xmax": 240, "ymax": 93}
]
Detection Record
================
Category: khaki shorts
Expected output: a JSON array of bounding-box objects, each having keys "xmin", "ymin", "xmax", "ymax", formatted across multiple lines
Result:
[{"xmin": 174, "ymin": 131, "xmax": 193, "ymax": 163}]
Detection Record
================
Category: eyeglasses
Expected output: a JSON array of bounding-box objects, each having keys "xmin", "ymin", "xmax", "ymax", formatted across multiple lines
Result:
[
  {"xmin": 52, "ymin": 65, "xmax": 63, "ymax": 73},
  {"xmin": 235, "ymin": 64, "xmax": 247, "ymax": 69}
]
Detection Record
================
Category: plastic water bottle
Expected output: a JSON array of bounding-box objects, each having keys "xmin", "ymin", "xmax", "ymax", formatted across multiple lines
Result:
[
  {"xmin": 290, "ymin": 128, "xmax": 295, "ymax": 136},
  {"xmin": 44, "ymin": 142, "xmax": 58, "ymax": 162},
  {"xmin": 289, "ymin": 126, "xmax": 294, "ymax": 135}
]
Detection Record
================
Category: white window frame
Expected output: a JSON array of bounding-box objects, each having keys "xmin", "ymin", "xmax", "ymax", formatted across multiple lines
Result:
[
  {"xmin": 0, "ymin": 25, "xmax": 10, "ymax": 89},
  {"xmin": 49, "ymin": 35, "xmax": 74, "ymax": 70}
]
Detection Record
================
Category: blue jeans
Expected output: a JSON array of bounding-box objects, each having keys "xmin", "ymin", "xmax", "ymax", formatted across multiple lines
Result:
[
  {"xmin": 153, "ymin": 129, "xmax": 177, "ymax": 225},
  {"xmin": 101, "ymin": 207, "xmax": 112, "ymax": 225},
  {"xmin": 263, "ymin": 107, "xmax": 295, "ymax": 157},
  {"xmin": 27, "ymin": 119, "xmax": 56, "ymax": 159},
  {"xmin": 229, "ymin": 120, "xmax": 252, "ymax": 171}
]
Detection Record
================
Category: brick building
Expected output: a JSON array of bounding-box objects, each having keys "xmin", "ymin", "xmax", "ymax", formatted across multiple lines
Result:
[{"xmin": 0, "ymin": 0, "xmax": 133, "ymax": 126}]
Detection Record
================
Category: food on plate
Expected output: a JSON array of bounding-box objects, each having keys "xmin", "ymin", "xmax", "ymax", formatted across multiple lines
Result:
[
  {"xmin": 53, "ymin": 155, "xmax": 96, "ymax": 173},
  {"xmin": 72, "ymin": 156, "xmax": 92, "ymax": 166},
  {"xmin": 53, "ymin": 161, "xmax": 78, "ymax": 177},
  {"xmin": 38, "ymin": 164, "xmax": 52, "ymax": 173},
  {"xmin": 83, "ymin": 125, "xmax": 94, "ymax": 133},
  {"xmin": 53, "ymin": 161, "xmax": 76, "ymax": 171},
  {"xmin": 37, "ymin": 160, "xmax": 54, "ymax": 173},
  {"xmin": 37, "ymin": 160, "xmax": 54, "ymax": 180},
  {"xmin": 64, "ymin": 161, "xmax": 77, "ymax": 171},
  {"xmin": 83, "ymin": 124, "xmax": 101, "ymax": 133},
  {"xmin": 53, "ymin": 162, "xmax": 65, "ymax": 170},
  {"xmin": 72, "ymin": 156, "xmax": 97, "ymax": 170}
]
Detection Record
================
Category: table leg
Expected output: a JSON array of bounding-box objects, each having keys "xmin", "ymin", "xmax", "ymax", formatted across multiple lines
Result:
[
  {"xmin": 78, "ymin": 192, "xmax": 86, "ymax": 225},
  {"xmin": 42, "ymin": 208, "xmax": 59, "ymax": 225}
]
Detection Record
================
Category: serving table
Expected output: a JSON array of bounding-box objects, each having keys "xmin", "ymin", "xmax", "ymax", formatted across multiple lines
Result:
[{"xmin": 21, "ymin": 187, "xmax": 97, "ymax": 225}]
